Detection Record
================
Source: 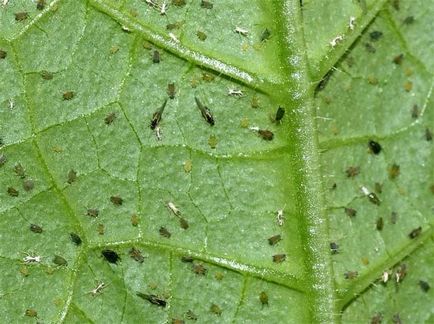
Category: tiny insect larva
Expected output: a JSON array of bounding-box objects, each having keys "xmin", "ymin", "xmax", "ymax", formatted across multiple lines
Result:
[
  {"xmin": 67, "ymin": 169, "xmax": 77, "ymax": 184},
  {"xmin": 23, "ymin": 179, "xmax": 34, "ymax": 192},
  {"xmin": 179, "ymin": 217, "xmax": 189, "ymax": 229},
  {"xmin": 344, "ymin": 271, "xmax": 358, "ymax": 279},
  {"xmin": 192, "ymin": 263, "xmax": 207, "ymax": 275},
  {"xmin": 228, "ymin": 88, "xmax": 244, "ymax": 97},
  {"xmin": 101, "ymin": 249, "xmax": 121, "ymax": 264},
  {"xmin": 7, "ymin": 187, "xmax": 19, "ymax": 197},
  {"xmin": 330, "ymin": 242, "xmax": 339, "ymax": 254},
  {"xmin": 376, "ymin": 217, "xmax": 384, "ymax": 231},
  {"xmin": 15, "ymin": 12, "xmax": 29, "ymax": 21},
  {"xmin": 153, "ymin": 50, "xmax": 160, "ymax": 63},
  {"xmin": 419, "ymin": 280, "xmax": 430, "ymax": 292},
  {"xmin": 276, "ymin": 209, "xmax": 285, "ymax": 226},
  {"xmin": 408, "ymin": 226, "xmax": 422, "ymax": 239},
  {"xmin": 14, "ymin": 163, "xmax": 26, "ymax": 178},
  {"xmin": 345, "ymin": 207, "xmax": 357, "ymax": 217},
  {"xmin": 210, "ymin": 303, "xmax": 222, "ymax": 316},
  {"xmin": 393, "ymin": 53, "xmax": 404, "ymax": 65},
  {"xmin": 260, "ymin": 28, "xmax": 271, "ymax": 42},
  {"xmin": 70, "ymin": 232, "xmax": 82, "ymax": 246},
  {"xmin": 159, "ymin": 226, "xmax": 171, "ymax": 238},
  {"xmin": 36, "ymin": 0, "xmax": 45, "ymax": 10},
  {"xmin": 53, "ymin": 255, "xmax": 68, "ymax": 266},
  {"xmin": 195, "ymin": 96, "xmax": 214, "ymax": 126},
  {"xmin": 185, "ymin": 310, "xmax": 197, "ymax": 321},
  {"xmin": 181, "ymin": 255, "xmax": 193, "ymax": 263},
  {"xmin": 196, "ymin": 30, "xmax": 207, "ymax": 41},
  {"xmin": 275, "ymin": 107, "xmax": 285, "ymax": 122},
  {"xmin": 87, "ymin": 208, "xmax": 99, "ymax": 218},
  {"xmin": 150, "ymin": 99, "xmax": 167, "ymax": 130},
  {"xmin": 395, "ymin": 263, "xmax": 407, "ymax": 283},
  {"xmin": 360, "ymin": 186, "xmax": 381, "ymax": 205},
  {"xmin": 0, "ymin": 49, "xmax": 7, "ymax": 59},
  {"xmin": 41, "ymin": 70, "xmax": 53, "ymax": 80},
  {"xmin": 235, "ymin": 26, "xmax": 249, "ymax": 36},
  {"xmin": 97, "ymin": 223, "xmax": 105, "ymax": 235},
  {"xmin": 259, "ymin": 291, "xmax": 268, "ymax": 306},
  {"xmin": 136, "ymin": 292, "xmax": 167, "ymax": 307},
  {"xmin": 104, "ymin": 112, "xmax": 116, "ymax": 125},
  {"xmin": 0, "ymin": 154, "xmax": 7, "ymax": 167},
  {"xmin": 25, "ymin": 309, "xmax": 37, "ymax": 318},
  {"xmin": 388, "ymin": 163, "xmax": 400, "ymax": 179},
  {"xmin": 129, "ymin": 247, "xmax": 145, "ymax": 263},
  {"xmin": 200, "ymin": 0, "xmax": 213, "ymax": 9},
  {"xmin": 348, "ymin": 16, "xmax": 356, "ymax": 30}
]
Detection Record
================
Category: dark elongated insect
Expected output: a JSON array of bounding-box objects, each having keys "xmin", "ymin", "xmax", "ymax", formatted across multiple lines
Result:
[
  {"xmin": 70, "ymin": 232, "xmax": 82, "ymax": 246},
  {"xmin": 101, "ymin": 249, "xmax": 121, "ymax": 264},
  {"xmin": 275, "ymin": 106, "xmax": 285, "ymax": 122},
  {"xmin": 150, "ymin": 99, "xmax": 167, "ymax": 130},
  {"xmin": 136, "ymin": 292, "xmax": 167, "ymax": 307},
  {"xmin": 195, "ymin": 96, "xmax": 214, "ymax": 126}
]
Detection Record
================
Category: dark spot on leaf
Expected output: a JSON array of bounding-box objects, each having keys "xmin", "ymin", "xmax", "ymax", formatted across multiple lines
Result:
[
  {"xmin": 179, "ymin": 217, "xmax": 189, "ymax": 229},
  {"xmin": 69, "ymin": 232, "xmax": 82, "ymax": 246},
  {"xmin": 0, "ymin": 49, "xmax": 7, "ymax": 59},
  {"xmin": 0, "ymin": 154, "xmax": 7, "ymax": 167},
  {"xmin": 391, "ymin": 0, "xmax": 400, "ymax": 10},
  {"xmin": 275, "ymin": 107, "xmax": 285, "ymax": 122},
  {"xmin": 425, "ymin": 128, "xmax": 432, "ymax": 141},
  {"xmin": 374, "ymin": 182, "xmax": 382, "ymax": 194},
  {"xmin": 408, "ymin": 226, "xmax": 422, "ymax": 239},
  {"xmin": 110, "ymin": 195, "xmax": 123, "ymax": 206},
  {"xmin": 392, "ymin": 313, "xmax": 402, "ymax": 324},
  {"xmin": 390, "ymin": 211, "xmax": 398, "ymax": 224},
  {"xmin": 404, "ymin": 81, "xmax": 413, "ymax": 92},
  {"xmin": 172, "ymin": 0, "xmax": 186, "ymax": 7},
  {"xmin": 371, "ymin": 313, "xmax": 383, "ymax": 324},
  {"xmin": 181, "ymin": 255, "xmax": 193, "ymax": 263},
  {"xmin": 419, "ymin": 280, "xmax": 430, "ymax": 292},
  {"xmin": 97, "ymin": 223, "xmax": 105, "ymax": 235},
  {"xmin": 136, "ymin": 292, "xmax": 166, "ymax": 307},
  {"xmin": 315, "ymin": 69, "xmax": 334, "ymax": 93},
  {"xmin": 101, "ymin": 249, "xmax": 120, "ymax": 264},
  {"xmin": 25, "ymin": 309, "xmax": 37, "ymax": 317},
  {"xmin": 196, "ymin": 30, "xmax": 207, "ymax": 41},
  {"xmin": 36, "ymin": 0, "xmax": 45, "ymax": 10},
  {"xmin": 30, "ymin": 224, "xmax": 43, "ymax": 234},
  {"xmin": 368, "ymin": 140, "xmax": 382, "ymax": 154}
]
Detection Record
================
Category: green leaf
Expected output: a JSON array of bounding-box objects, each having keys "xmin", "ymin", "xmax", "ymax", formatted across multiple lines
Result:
[{"xmin": 0, "ymin": 0, "xmax": 432, "ymax": 323}]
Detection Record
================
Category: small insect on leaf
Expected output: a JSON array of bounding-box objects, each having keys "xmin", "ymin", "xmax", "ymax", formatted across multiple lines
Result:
[
  {"xmin": 259, "ymin": 291, "xmax": 268, "ymax": 306},
  {"xmin": 214, "ymin": 272, "xmax": 224, "ymax": 280},
  {"xmin": 371, "ymin": 313, "xmax": 383, "ymax": 324},
  {"xmin": 258, "ymin": 129, "xmax": 274, "ymax": 141},
  {"xmin": 131, "ymin": 213, "xmax": 139, "ymax": 226},
  {"xmin": 210, "ymin": 303, "xmax": 222, "ymax": 316},
  {"xmin": 275, "ymin": 106, "xmax": 285, "ymax": 123},
  {"xmin": 364, "ymin": 42, "xmax": 376, "ymax": 53},
  {"xmin": 67, "ymin": 169, "xmax": 77, "ymax": 184},
  {"xmin": 110, "ymin": 195, "xmax": 123, "ymax": 206},
  {"xmin": 87, "ymin": 208, "xmax": 99, "ymax": 218},
  {"xmin": 192, "ymin": 263, "xmax": 207, "ymax": 275},
  {"xmin": 36, "ymin": 0, "xmax": 45, "ymax": 10},
  {"xmin": 181, "ymin": 255, "xmax": 194, "ymax": 263},
  {"xmin": 345, "ymin": 166, "xmax": 360, "ymax": 178},
  {"xmin": 179, "ymin": 217, "xmax": 189, "ymax": 229},
  {"xmin": 69, "ymin": 232, "xmax": 82, "ymax": 246},
  {"xmin": 104, "ymin": 112, "xmax": 116, "ymax": 125},
  {"xmin": 41, "ymin": 70, "xmax": 53, "ymax": 80},
  {"xmin": 392, "ymin": 313, "xmax": 402, "ymax": 324},
  {"xmin": 0, "ymin": 49, "xmax": 7, "ymax": 59},
  {"xmin": 344, "ymin": 271, "xmax": 358, "ymax": 279},
  {"xmin": 330, "ymin": 242, "xmax": 339, "ymax": 254},
  {"xmin": 0, "ymin": 154, "xmax": 7, "ymax": 167},
  {"xmin": 272, "ymin": 254, "xmax": 286, "ymax": 263},
  {"xmin": 101, "ymin": 249, "xmax": 121, "ymax": 264},
  {"xmin": 200, "ymin": 0, "xmax": 213, "ymax": 9},
  {"xmin": 376, "ymin": 217, "xmax": 384, "ymax": 231},
  {"xmin": 208, "ymin": 135, "xmax": 218, "ymax": 149},
  {"xmin": 268, "ymin": 234, "xmax": 282, "ymax": 246},
  {"xmin": 172, "ymin": 0, "xmax": 186, "ymax": 7},
  {"xmin": 150, "ymin": 99, "xmax": 168, "ymax": 130},
  {"xmin": 7, "ymin": 187, "xmax": 19, "ymax": 197},
  {"xmin": 425, "ymin": 128, "xmax": 433, "ymax": 141},
  {"xmin": 195, "ymin": 96, "xmax": 215, "ymax": 126},
  {"xmin": 172, "ymin": 319, "xmax": 184, "ymax": 324},
  {"xmin": 63, "ymin": 91, "xmax": 74, "ymax": 100},
  {"xmin": 403, "ymin": 15, "xmax": 415, "ymax": 24},
  {"xmin": 369, "ymin": 30, "xmax": 383, "ymax": 41},
  {"xmin": 159, "ymin": 226, "xmax": 171, "ymax": 238},
  {"xmin": 129, "ymin": 247, "xmax": 145, "ymax": 263},
  {"xmin": 185, "ymin": 310, "xmax": 198, "ymax": 321},
  {"xmin": 404, "ymin": 81, "xmax": 413, "ymax": 92},
  {"xmin": 388, "ymin": 163, "xmax": 400, "ymax": 179},
  {"xmin": 152, "ymin": 50, "xmax": 160, "ymax": 63},
  {"xmin": 25, "ymin": 308, "xmax": 37, "ymax": 317},
  {"xmin": 368, "ymin": 140, "xmax": 382, "ymax": 154},
  {"xmin": 408, "ymin": 226, "xmax": 422, "ymax": 239},
  {"xmin": 97, "ymin": 223, "xmax": 105, "ymax": 235},
  {"xmin": 53, "ymin": 255, "xmax": 68, "ymax": 266},
  {"xmin": 196, "ymin": 30, "xmax": 207, "ymax": 41},
  {"xmin": 136, "ymin": 293, "xmax": 167, "ymax": 307},
  {"xmin": 14, "ymin": 163, "xmax": 26, "ymax": 178},
  {"xmin": 23, "ymin": 179, "xmax": 34, "ymax": 192},
  {"xmin": 411, "ymin": 104, "xmax": 420, "ymax": 119},
  {"xmin": 235, "ymin": 26, "xmax": 249, "ymax": 36},
  {"xmin": 393, "ymin": 53, "xmax": 404, "ymax": 65},
  {"xmin": 260, "ymin": 28, "xmax": 271, "ymax": 42},
  {"xmin": 183, "ymin": 160, "xmax": 192, "ymax": 173},
  {"xmin": 30, "ymin": 224, "xmax": 43, "ymax": 234},
  {"xmin": 88, "ymin": 282, "xmax": 107, "ymax": 297},
  {"xmin": 15, "ymin": 12, "xmax": 29, "ymax": 21},
  {"xmin": 419, "ymin": 280, "xmax": 430, "ymax": 292},
  {"xmin": 167, "ymin": 82, "xmax": 176, "ymax": 99},
  {"xmin": 395, "ymin": 263, "xmax": 407, "ymax": 283}
]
